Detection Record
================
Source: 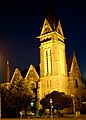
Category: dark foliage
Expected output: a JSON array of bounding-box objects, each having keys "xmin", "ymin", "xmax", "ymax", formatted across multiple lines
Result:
[
  {"xmin": 40, "ymin": 91, "xmax": 73, "ymax": 111},
  {"xmin": 1, "ymin": 78, "xmax": 34, "ymax": 118}
]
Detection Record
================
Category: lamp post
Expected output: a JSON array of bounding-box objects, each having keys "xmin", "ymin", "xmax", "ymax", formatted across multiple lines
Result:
[
  {"xmin": 50, "ymin": 98, "xmax": 53, "ymax": 118},
  {"xmin": 20, "ymin": 111, "xmax": 23, "ymax": 119}
]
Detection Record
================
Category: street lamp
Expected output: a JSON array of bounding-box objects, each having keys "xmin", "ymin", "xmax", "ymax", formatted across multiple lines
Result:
[
  {"xmin": 31, "ymin": 102, "xmax": 34, "ymax": 106},
  {"xmin": 20, "ymin": 111, "xmax": 23, "ymax": 119},
  {"xmin": 50, "ymin": 98, "xmax": 53, "ymax": 118}
]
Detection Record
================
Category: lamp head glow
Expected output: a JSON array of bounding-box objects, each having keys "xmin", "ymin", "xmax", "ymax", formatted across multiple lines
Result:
[{"xmin": 50, "ymin": 98, "xmax": 52, "ymax": 103}]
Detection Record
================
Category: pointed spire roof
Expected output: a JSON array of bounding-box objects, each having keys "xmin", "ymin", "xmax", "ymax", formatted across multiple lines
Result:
[
  {"xmin": 67, "ymin": 51, "xmax": 81, "ymax": 75},
  {"xmin": 44, "ymin": 0, "xmax": 57, "ymax": 30},
  {"xmin": 38, "ymin": 0, "xmax": 64, "ymax": 37},
  {"xmin": 72, "ymin": 51, "xmax": 78, "ymax": 65},
  {"xmin": 40, "ymin": 18, "xmax": 53, "ymax": 35},
  {"xmin": 67, "ymin": 51, "xmax": 76, "ymax": 73},
  {"xmin": 56, "ymin": 20, "xmax": 64, "ymax": 36}
]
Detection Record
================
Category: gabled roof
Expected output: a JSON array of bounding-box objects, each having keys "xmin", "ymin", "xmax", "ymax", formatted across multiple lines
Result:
[
  {"xmin": 67, "ymin": 52, "xmax": 81, "ymax": 76},
  {"xmin": 40, "ymin": 18, "xmax": 53, "ymax": 36},
  {"xmin": 40, "ymin": 18, "xmax": 64, "ymax": 37},
  {"xmin": 9, "ymin": 64, "xmax": 40, "ymax": 84},
  {"xmin": 56, "ymin": 20, "xmax": 64, "ymax": 36},
  {"xmin": 10, "ymin": 68, "xmax": 23, "ymax": 83},
  {"xmin": 25, "ymin": 64, "xmax": 39, "ymax": 82},
  {"xmin": 21, "ymin": 65, "xmax": 40, "ymax": 78}
]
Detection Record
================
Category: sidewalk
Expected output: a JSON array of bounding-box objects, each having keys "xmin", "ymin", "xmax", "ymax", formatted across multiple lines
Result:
[{"xmin": 64, "ymin": 114, "xmax": 86, "ymax": 119}]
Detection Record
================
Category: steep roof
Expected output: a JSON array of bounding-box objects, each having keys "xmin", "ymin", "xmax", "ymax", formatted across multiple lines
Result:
[
  {"xmin": 67, "ymin": 52, "xmax": 76, "ymax": 74},
  {"xmin": 67, "ymin": 56, "xmax": 73, "ymax": 74},
  {"xmin": 45, "ymin": 10, "xmax": 57, "ymax": 31},
  {"xmin": 40, "ymin": 18, "xmax": 64, "ymax": 37},
  {"xmin": 25, "ymin": 64, "xmax": 39, "ymax": 82},
  {"xmin": 38, "ymin": 0, "xmax": 64, "ymax": 38},
  {"xmin": 67, "ymin": 52, "xmax": 81, "ymax": 76},
  {"xmin": 10, "ymin": 68, "xmax": 23, "ymax": 83},
  {"xmin": 44, "ymin": 0, "xmax": 57, "ymax": 30},
  {"xmin": 21, "ymin": 65, "xmax": 40, "ymax": 78}
]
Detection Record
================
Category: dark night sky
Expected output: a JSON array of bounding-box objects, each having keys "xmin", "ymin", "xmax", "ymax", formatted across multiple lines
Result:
[{"xmin": 0, "ymin": 0, "xmax": 86, "ymax": 82}]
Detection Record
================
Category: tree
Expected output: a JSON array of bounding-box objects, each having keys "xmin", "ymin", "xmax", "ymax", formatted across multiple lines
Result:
[
  {"xmin": 1, "ymin": 77, "xmax": 34, "ymax": 118},
  {"xmin": 40, "ymin": 91, "xmax": 72, "ymax": 113}
]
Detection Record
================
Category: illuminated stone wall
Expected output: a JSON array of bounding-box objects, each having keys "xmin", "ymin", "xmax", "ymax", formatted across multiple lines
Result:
[
  {"xmin": 68, "ymin": 52, "xmax": 84, "ymax": 96},
  {"xmin": 37, "ymin": 18, "xmax": 84, "ymax": 111},
  {"xmin": 38, "ymin": 19, "xmax": 69, "ymax": 107}
]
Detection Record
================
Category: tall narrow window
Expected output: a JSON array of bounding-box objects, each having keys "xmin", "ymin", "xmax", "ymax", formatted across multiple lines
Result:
[
  {"xmin": 44, "ymin": 49, "xmax": 52, "ymax": 75},
  {"xmin": 46, "ymin": 51, "xmax": 48, "ymax": 74},
  {"xmin": 50, "ymin": 50, "xmax": 52, "ymax": 73},
  {"xmin": 44, "ymin": 50, "xmax": 47, "ymax": 75},
  {"xmin": 48, "ymin": 49, "xmax": 52, "ymax": 74}
]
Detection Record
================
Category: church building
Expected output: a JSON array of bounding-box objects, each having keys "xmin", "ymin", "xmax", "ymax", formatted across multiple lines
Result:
[
  {"xmin": 36, "ymin": 16, "xmax": 85, "ymax": 110},
  {"xmin": 1, "ymin": 5, "xmax": 86, "ymax": 114}
]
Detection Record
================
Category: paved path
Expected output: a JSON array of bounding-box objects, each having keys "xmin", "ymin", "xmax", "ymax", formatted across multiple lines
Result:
[{"xmin": 0, "ymin": 116, "xmax": 86, "ymax": 120}]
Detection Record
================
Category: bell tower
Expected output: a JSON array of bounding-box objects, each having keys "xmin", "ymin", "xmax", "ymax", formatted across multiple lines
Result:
[{"xmin": 37, "ymin": 17, "xmax": 69, "ymax": 101}]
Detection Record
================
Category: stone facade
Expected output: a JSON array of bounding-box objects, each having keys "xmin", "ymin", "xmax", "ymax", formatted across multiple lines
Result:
[
  {"xmin": 38, "ymin": 19, "xmax": 68, "ymax": 101},
  {"xmin": 1, "ymin": 14, "xmax": 85, "ymax": 113},
  {"xmin": 37, "ymin": 17, "xmax": 85, "ymax": 110}
]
